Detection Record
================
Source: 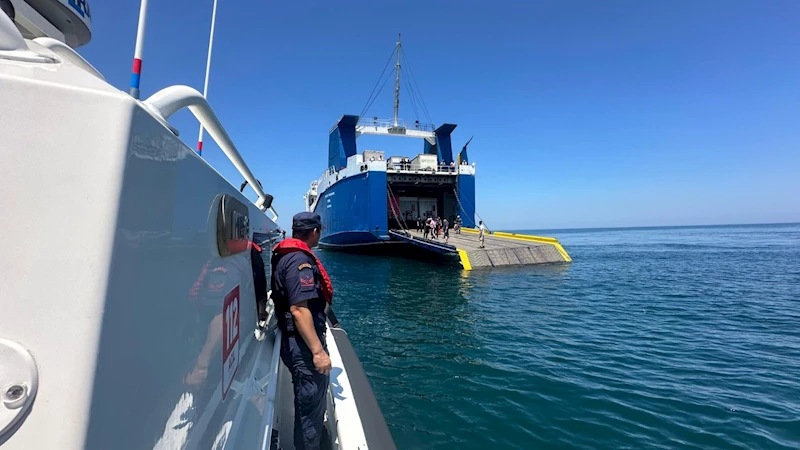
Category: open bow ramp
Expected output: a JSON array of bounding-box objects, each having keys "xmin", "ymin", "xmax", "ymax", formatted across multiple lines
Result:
[{"xmin": 388, "ymin": 229, "xmax": 571, "ymax": 269}]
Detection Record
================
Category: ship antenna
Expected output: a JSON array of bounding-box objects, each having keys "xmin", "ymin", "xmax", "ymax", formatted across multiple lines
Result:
[
  {"xmin": 129, "ymin": 0, "xmax": 149, "ymax": 99},
  {"xmin": 197, "ymin": 0, "xmax": 220, "ymax": 156},
  {"xmin": 393, "ymin": 33, "xmax": 401, "ymax": 127}
]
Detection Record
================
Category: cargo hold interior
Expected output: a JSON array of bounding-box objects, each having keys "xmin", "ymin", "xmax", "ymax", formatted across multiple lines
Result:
[{"xmin": 386, "ymin": 176, "xmax": 459, "ymax": 230}]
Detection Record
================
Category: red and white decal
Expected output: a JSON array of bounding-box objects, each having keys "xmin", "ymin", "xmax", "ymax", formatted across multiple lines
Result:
[{"xmin": 222, "ymin": 285, "xmax": 240, "ymax": 401}]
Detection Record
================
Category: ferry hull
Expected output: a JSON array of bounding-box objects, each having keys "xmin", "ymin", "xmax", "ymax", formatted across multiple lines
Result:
[
  {"xmin": 304, "ymin": 67, "xmax": 477, "ymax": 256},
  {"xmin": 314, "ymin": 171, "xmax": 390, "ymax": 248},
  {"xmin": 310, "ymin": 168, "xmax": 478, "ymax": 251}
]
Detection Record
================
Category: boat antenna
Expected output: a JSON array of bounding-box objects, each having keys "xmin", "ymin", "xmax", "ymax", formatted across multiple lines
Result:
[
  {"xmin": 393, "ymin": 33, "xmax": 401, "ymax": 127},
  {"xmin": 129, "ymin": 0, "xmax": 149, "ymax": 99},
  {"xmin": 197, "ymin": 0, "xmax": 219, "ymax": 156}
]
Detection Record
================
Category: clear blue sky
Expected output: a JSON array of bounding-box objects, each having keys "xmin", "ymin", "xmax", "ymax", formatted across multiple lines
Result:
[{"xmin": 79, "ymin": 0, "xmax": 800, "ymax": 230}]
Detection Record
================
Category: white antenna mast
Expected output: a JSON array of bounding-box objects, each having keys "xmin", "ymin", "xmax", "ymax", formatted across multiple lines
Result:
[
  {"xmin": 129, "ymin": 0, "xmax": 149, "ymax": 99},
  {"xmin": 393, "ymin": 33, "xmax": 401, "ymax": 127},
  {"xmin": 196, "ymin": 0, "xmax": 219, "ymax": 156}
]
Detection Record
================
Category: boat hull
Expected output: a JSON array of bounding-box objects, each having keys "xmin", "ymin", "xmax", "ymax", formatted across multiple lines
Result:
[
  {"xmin": 0, "ymin": 31, "xmax": 395, "ymax": 448},
  {"xmin": 314, "ymin": 171, "xmax": 390, "ymax": 248}
]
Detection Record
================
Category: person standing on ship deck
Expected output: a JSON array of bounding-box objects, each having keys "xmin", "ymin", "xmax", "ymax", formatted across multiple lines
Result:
[
  {"xmin": 424, "ymin": 216, "xmax": 431, "ymax": 240},
  {"xmin": 478, "ymin": 220, "xmax": 486, "ymax": 248},
  {"xmin": 271, "ymin": 212, "xmax": 333, "ymax": 450}
]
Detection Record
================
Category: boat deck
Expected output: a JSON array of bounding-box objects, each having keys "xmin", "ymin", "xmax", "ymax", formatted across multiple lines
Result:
[{"xmin": 394, "ymin": 228, "xmax": 571, "ymax": 269}]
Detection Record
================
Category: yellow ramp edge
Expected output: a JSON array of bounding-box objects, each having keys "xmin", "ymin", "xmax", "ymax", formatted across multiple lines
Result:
[
  {"xmin": 461, "ymin": 228, "xmax": 572, "ymax": 263},
  {"xmin": 457, "ymin": 249, "xmax": 472, "ymax": 270},
  {"xmin": 492, "ymin": 231, "xmax": 572, "ymax": 262}
]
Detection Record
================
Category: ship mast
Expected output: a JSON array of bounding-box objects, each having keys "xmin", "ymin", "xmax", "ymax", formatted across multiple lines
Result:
[{"xmin": 393, "ymin": 34, "xmax": 401, "ymax": 127}]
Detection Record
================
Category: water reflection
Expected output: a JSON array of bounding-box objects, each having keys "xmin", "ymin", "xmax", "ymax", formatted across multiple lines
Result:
[
  {"xmin": 383, "ymin": 258, "xmax": 473, "ymax": 327},
  {"xmin": 185, "ymin": 251, "xmax": 251, "ymax": 388},
  {"xmin": 329, "ymin": 367, "xmax": 345, "ymax": 400},
  {"xmin": 151, "ymin": 392, "xmax": 195, "ymax": 450},
  {"xmin": 147, "ymin": 243, "xmax": 257, "ymax": 450},
  {"xmin": 318, "ymin": 253, "xmax": 484, "ymax": 376}
]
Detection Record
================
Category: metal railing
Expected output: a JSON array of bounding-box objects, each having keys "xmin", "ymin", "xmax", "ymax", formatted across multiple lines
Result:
[
  {"xmin": 356, "ymin": 117, "xmax": 435, "ymax": 132},
  {"xmin": 314, "ymin": 166, "xmax": 338, "ymax": 187},
  {"xmin": 386, "ymin": 164, "xmax": 461, "ymax": 174},
  {"xmin": 143, "ymin": 85, "xmax": 279, "ymax": 221}
]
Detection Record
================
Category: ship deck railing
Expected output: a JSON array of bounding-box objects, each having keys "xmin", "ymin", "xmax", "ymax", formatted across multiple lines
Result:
[
  {"xmin": 357, "ymin": 118, "xmax": 435, "ymax": 132},
  {"xmin": 386, "ymin": 165, "xmax": 470, "ymax": 175}
]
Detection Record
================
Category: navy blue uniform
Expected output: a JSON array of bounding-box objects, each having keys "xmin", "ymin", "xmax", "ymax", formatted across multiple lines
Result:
[{"xmin": 271, "ymin": 251, "xmax": 330, "ymax": 450}]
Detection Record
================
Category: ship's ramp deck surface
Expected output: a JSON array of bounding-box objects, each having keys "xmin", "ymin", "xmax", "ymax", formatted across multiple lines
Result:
[
  {"xmin": 388, "ymin": 229, "xmax": 457, "ymax": 255},
  {"xmin": 449, "ymin": 229, "xmax": 571, "ymax": 269},
  {"xmin": 396, "ymin": 228, "xmax": 571, "ymax": 269}
]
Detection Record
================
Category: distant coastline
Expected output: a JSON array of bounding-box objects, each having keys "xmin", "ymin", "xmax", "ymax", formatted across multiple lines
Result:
[{"xmin": 507, "ymin": 222, "xmax": 800, "ymax": 234}]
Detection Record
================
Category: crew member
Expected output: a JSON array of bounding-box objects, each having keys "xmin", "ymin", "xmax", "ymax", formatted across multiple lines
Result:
[{"xmin": 271, "ymin": 212, "xmax": 333, "ymax": 450}]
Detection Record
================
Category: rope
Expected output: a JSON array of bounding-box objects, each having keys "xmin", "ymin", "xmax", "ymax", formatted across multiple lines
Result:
[
  {"xmin": 359, "ymin": 43, "xmax": 433, "ymax": 124},
  {"xmin": 361, "ymin": 75, "xmax": 394, "ymax": 121},
  {"xmin": 386, "ymin": 184, "xmax": 411, "ymax": 234},
  {"xmin": 401, "ymin": 51, "xmax": 433, "ymax": 124},
  {"xmin": 452, "ymin": 185, "xmax": 490, "ymax": 233},
  {"xmin": 359, "ymin": 47, "xmax": 398, "ymax": 119},
  {"xmin": 401, "ymin": 51, "xmax": 431, "ymax": 122},
  {"xmin": 402, "ymin": 73, "xmax": 420, "ymax": 122}
]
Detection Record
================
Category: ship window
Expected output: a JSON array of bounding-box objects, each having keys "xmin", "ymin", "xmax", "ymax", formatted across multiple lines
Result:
[{"xmin": 216, "ymin": 195, "xmax": 250, "ymax": 257}]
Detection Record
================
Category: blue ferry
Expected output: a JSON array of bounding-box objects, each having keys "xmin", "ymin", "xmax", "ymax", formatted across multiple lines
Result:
[{"xmin": 304, "ymin": 36, "xmax": 477, "ymax": 250}]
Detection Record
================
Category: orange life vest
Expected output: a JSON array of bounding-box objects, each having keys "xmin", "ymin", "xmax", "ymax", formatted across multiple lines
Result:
[
  {"xmin": 272, "ymin": 238, "xmax": 333, "ymax": 304},
  {"xmin": 225, "ymin": 240, "xmax": 261, "ymax": 255}
]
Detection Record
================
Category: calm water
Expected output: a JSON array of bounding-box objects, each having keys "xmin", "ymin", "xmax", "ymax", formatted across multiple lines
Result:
[{"xmin": 318, "ymin": 224, "xmax": 800, "ymax": 449}]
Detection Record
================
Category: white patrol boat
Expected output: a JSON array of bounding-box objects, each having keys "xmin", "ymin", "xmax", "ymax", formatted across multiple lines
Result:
[{"xmin": 0, "ymin": 1, "xmax": 394, "ymax": 448}]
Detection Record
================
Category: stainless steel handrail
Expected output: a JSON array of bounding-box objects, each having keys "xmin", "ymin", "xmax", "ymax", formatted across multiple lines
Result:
[{"xmin": 143, "ymin": 85, "xmax": 278, "ymax": 221}]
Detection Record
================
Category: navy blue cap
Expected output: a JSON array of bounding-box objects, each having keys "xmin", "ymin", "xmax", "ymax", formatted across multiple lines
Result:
[{"xmin": 292, "ymin": 212, "xmax": 322, "ymax": 230}]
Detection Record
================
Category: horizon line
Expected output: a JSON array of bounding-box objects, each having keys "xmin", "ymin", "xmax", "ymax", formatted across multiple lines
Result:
[{"xmin": 506, "ymin": 221, "xmax": 800, "ymax": 233}]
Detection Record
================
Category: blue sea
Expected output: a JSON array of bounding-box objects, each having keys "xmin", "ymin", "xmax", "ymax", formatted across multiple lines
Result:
[{"xmin": 319, "ymin": 223, "xmax": 800, "ymax": 449}]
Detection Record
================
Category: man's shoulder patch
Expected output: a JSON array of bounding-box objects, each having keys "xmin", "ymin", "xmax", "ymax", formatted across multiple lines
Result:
[
  {"xmin": 297, "ymin": 262, "xmax": 313, "ymax": 271},
  {"xmin": 298, "ymin": 266, "xmax": 315, "ymax": 292}
]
